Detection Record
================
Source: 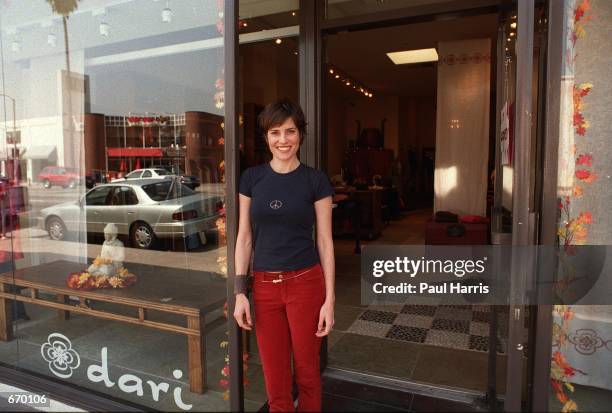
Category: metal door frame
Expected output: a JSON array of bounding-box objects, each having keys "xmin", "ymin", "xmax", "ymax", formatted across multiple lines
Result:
[{"xmin": 224, "ymin": 0, "xmax": 566, "ymax": 410}]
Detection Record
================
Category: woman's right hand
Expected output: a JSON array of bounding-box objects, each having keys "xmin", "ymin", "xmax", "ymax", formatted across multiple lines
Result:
[{"xmin": 233, "ymin": 294, "xmax": 253, "ymax": 330}]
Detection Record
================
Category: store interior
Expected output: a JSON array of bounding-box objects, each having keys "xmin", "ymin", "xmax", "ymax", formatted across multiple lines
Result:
[
  {"xmin": 235, "ymin": 11, "xmax": 510, "ymax": 405},
  {"xmin": 321, "ymin": 13, "xmax": 507, "ymax": 394},
  {"xmin": 239, "ymin": 9, "xmax": 611, "ymax": 410}
]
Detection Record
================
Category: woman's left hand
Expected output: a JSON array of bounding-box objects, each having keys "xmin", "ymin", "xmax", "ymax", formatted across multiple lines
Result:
[{"xmin": 316, "ymin": 299, "xmax": 335, "ymax": 337}]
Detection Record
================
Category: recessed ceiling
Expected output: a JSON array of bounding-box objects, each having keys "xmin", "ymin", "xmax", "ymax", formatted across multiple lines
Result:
[{"xmin": 326, "ymin": 13, "xmax": 498, "ymax": 98}]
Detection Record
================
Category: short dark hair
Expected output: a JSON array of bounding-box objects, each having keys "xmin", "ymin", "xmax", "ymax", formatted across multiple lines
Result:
[{"xmin": 257, "ymin": 98, "xmax": 307, "ymax": 144}]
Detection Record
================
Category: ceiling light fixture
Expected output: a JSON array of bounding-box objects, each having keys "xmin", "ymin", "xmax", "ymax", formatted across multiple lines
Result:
[
  {"xmin": 47, "ymin": 32, "xmax": 57, "ymax": 47},
  {"xmin": 387, "ymin": 48, "xmax": 438, "ymax": 65},
  {"xmin": 11, "ymin": 39, "xmax": 21, "ymax": 52},
  {"xmin": 162, "ymin": 1, "xmax": 173, "ymax": 23},
  {"xmin": 275, "ymin": 38, "xmax": 282, "ymax": 44},
  {"xmin": 99, "ymin": 21, "xmax": 110, "ymax": 37},
  {"xmin": 510, "ymin": 22, "xmax": 517, "ymax": 29}
]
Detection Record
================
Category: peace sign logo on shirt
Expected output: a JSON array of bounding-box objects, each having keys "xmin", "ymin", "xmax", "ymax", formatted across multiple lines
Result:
[{"xmin": 269, "ymin": 200, "xmax": 283, "ymax": 210}]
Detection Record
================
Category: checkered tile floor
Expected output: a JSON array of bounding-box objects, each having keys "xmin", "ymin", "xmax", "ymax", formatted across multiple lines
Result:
[{"xmin": 346, "ymin": 301, "xmax": 509, "ymax": 354}]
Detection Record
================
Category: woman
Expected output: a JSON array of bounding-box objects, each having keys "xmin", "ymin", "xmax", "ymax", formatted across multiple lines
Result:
[{"xmin": 233, "ymin": 99, "xmax": 335, "ymax": 412}]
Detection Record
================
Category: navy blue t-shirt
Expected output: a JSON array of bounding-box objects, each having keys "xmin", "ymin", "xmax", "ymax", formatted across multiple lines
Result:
[{"xmin": 239, "ymin": 163, "xmax": 334, "ymax": 271}]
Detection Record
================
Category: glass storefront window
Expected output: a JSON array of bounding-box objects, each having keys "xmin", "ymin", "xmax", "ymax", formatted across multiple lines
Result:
[
  {"xmin": 548, "ymin": 0, "xmax": 612, "ymax": 411},
  {"xmin": 0, "ymin": 1, "xmax": 231, "ymax": 410}
]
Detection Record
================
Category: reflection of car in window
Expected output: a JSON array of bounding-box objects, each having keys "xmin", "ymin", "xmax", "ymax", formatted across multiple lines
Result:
[
  {"xmin": 41, "ymin": 179, "xmax": 221, "ymax": 250},
  {"xmin": 125, "ymin": 170, "xmax": 143, "ymax": 179},
  {"xmin": 142, "ymin": 180, "xmax": 195, "ymax": 201},
  {"xmin": 38, "ymin": 166, "xmax": 83, "ymax": 189},
  {"xmin": 85, "ymin": 186, "xmax": 114, "ymax": 206},
  {"xmin": 110, "ymin": 186, "xmax": 139, "ymax": 206},
  {"xmin": 113, "ymin": 168, "xmax": 174, "ymax": 183},
  {"xmin": 85, "ymin": 169, "xmax": 113, "ymax": 189},
  {"xmin": 151, "ymin": 165, "xmax": 200, "ymax": 190}
]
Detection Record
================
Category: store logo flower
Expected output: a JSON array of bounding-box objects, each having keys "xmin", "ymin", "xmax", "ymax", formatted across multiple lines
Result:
[
  {"xmin": 570, "ymin": 329, "xmax": 604, "ymax": 355},
  {"xmin": 40, "ymin": 333, "xmax": 81, "ymax": 379}
]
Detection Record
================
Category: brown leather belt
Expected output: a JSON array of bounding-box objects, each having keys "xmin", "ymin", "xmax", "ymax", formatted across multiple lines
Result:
[{"xmin": 254, "ymin": 264, "xmax": 319, "ymax": 284}]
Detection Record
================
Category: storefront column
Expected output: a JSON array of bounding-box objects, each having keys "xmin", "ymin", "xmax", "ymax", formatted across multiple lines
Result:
[
  {"xmin": 84, "ymin": 113, "xmax": 105, "ymax": 172},
  {"xmin": 530, "ymin": 1, "xmax": 566, "ymax": 410},
  {"xmin": 224, "ymin": 1, "xmax": 243, "ymax": 411},
  {"xmin": 299, "ymin": 0, "xmax": 324, "ymax": 169},
  {"xmin": 506, "ymin": 0, "xmax": 535, "ymax": 411}
]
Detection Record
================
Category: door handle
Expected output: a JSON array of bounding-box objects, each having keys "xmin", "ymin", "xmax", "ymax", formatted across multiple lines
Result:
[{"xmin": 127, "ymin": 211, "xmax": 134, "ymax": 215}]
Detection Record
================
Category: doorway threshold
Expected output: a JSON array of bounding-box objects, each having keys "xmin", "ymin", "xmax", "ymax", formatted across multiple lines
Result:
[{"xmin": 323, "ymin": 367, "xmax": 500, "ymax": 412}]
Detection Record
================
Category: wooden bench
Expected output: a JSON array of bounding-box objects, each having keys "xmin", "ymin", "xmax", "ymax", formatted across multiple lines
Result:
[{"xmin": 0, "ymin": 260, "xmax": 228, "ymax": 394}]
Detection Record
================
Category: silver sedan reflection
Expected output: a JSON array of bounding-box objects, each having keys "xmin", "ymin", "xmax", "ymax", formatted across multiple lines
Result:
[{"xmin": 41, "ymin": 178, "xmax": 222, "ymax": 249}]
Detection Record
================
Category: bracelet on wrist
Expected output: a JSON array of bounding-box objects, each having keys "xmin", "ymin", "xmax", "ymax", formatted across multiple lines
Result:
[{"xmin": 233, "ymin": 274, "xmax": 252, "ymax": 295}]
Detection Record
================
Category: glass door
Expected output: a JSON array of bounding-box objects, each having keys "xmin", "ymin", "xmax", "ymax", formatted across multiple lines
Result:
[
  {"xmin": 320, "ymin": 4, "xmax": 511, "ymax": 400},
  {"xmin": 317, "ymin": 0, "xmax": 548, "ymax": 410}
]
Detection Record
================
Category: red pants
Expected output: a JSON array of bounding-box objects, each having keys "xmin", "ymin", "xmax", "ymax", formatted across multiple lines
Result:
[{"xmin": 253, "ymin": 263, "xmax": 326, "ymax": 412}]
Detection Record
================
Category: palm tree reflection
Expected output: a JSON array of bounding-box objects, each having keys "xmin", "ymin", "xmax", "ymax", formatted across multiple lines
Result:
[{"xmin": 46, "ymin": 0, "xmax": 80, "ymax": 168}]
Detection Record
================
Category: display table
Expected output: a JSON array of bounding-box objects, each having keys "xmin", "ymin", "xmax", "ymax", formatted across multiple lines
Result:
[
  {"xmin": 333, "ymin": 188, "xmax": 384, "ymax": 240},
  {"xmin": 0, "ymin": 260, "xmax": 227, "ymax": 394}
]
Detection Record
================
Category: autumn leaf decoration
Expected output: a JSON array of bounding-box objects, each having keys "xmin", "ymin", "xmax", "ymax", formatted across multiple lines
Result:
[
  {"xmin": 571, "ymin": 0, "xmax": 592, "ymax": 45},
  {"xmin": 215, "ymin": 137, "xmax": 249, "ymax": 400},
  {"xmin": 572, "ymin": 83, "xmax": 592, "ymax": 137},
  {"xmin": 219, "ymin": 302, "xmax": 250, "ymax": 401},
  {"xmin": 551, "ymin": 306, "xmax": 586, "ymax": 413},
  {"xmin": 551, "ymin": 2, "xmax": 597, "ymax": 411}
]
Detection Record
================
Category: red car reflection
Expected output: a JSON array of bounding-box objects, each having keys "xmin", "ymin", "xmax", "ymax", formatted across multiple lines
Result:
[{"xmin": 38, "ymin": 166, "xmax": 82, "ymax": 189}]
